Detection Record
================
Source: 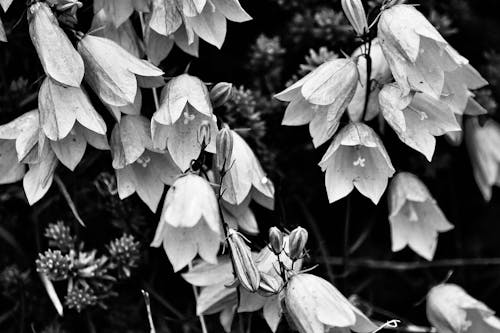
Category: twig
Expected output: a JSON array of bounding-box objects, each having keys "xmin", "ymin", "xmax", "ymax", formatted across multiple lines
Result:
[
  {"xmin": 317, "ymin": 257, "xmax": 500, "ymax": 270},
  {"xmin": 294, "ymin": 197, "xmax": 335, "ymax": 283},
  {"xmin": 54, "ymin": 175, "xmax": 85, "ymax": 227},
  {"xmin": 343, "ymin": 196, "xmax": 352, "ymax": 278}
]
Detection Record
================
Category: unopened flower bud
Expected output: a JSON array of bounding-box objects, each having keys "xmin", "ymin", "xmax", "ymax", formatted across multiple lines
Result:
[
  {"xmin": 215, "ymin": 125, "xmax": 233, "ymax": 172},
  {"xmin": 288, "ymin": 227, "xmax": 308, "ymax": 260},
  {"xmin": 258, "ymin": 271, "xmax": 282, "ymax": 297},
  {"xmin": 210, "ymin": 82, "xmax": 233, "ymax": 108},
  {"xmin": 227, "ymin": 228, "xmax": 260, "ymax": 292},
  {"xmin": 341, "ymin": 0, "xmax": 368, "ymax": 36},
  {"xmin": 268, "ymin": 227, "xmax": 284, "ymax": 254},
  {"xmin": 197, "ymin": 120, "xmax": 211, "ymax": 147}
]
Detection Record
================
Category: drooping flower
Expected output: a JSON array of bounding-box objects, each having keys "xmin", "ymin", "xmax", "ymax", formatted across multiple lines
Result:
[
  {"xmin": 38, "ymin": 77, "xmax": 107, "ymax": 141},
  {"xmin": 77, "ymin": 34, "xmax": 163, "ymax": 107},
  {"xmin": 377, "ymin": 4, "xmax": 486, "ymax": 101},
  {"xmin": 427, "ymin": 284, "xmax": 500, "ymax": 333},
  {"xmin": 220, "ymin": 130, "xmax": 274, "ymax": 209},
  {"xmin": 348, "ymin": 39, "xmax": 392, "ymax": 122},
  {"xmin": 151, "ymin": 173, "xmax": 222, "ymax": 271},
  {"xmin": 379, "ymin": 83, "xmax": 461, "ymax": 161},
  {"xmin": 28, "ymin": 1, "xmax": 84, "ymax": 87},
  {"xmin": 282, "ymin": 273, "xmax": 377, "ymax": 333},
  {"xmin": 276, "ymin": 57, "xmax": 359, "ymax": 147},
  {"xmin": 221, "ymin": 198, "xmax": 259, "ymax": 235},
  {"xmin": 388, "ymin": 172, "xmax": 454, "ymax": 261},
  {"xmin": 111, "ymin": 115, "xmax": 181, "ymax": 211},
  {"xmin": 319, "ymin": 122, "xmax": 395, "ymax": 204},
  {"xmin": 149, "ymin": 0, "xmax": 251, "ymax": 49},
  {"xmin": 465, "ymin": 118, "xmax": 500, "ymax": 201},
  {"xmin": 151, "ymin": 74, "xmax": 218, "ymax": 169}
]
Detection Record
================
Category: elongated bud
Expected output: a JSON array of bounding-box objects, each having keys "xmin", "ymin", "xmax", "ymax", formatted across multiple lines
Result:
[
  {"xmin": 197, "ymin": 120, "xmax": 211, "ymax": 147},
  {"xmin": 257, "ymin": 271, "xmax": 282, "ymax": 297},
  {"xmin": 215, "ymin": 125, "xmax": 233, "ymax": 172},
  {"xmin": 288, "ymin": 227, "xmax": 308, "ymax": 260},
  {"xmin": 227, "ymin": 228, "xmax": 260, "ymax": 292},
  {"xmin": 341, "ymin": 0, "xmax": 368, "ymax": 36},
  {"xmin": 268, "ymin": 227, "xmax": 284, "ymax": 255},
  {"xmin": 210, "ymin": 82, "xmax": 233, "ymax": 108}
]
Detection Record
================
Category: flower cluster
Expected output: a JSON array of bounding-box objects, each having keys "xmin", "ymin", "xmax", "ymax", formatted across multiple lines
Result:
[
  {"xmin": 275, "ymin": 0, "xmax": 489, "ymax": 260},
  {"xmin": 36, "ymin": 222, "xmax": 140, "ymax": 313}
]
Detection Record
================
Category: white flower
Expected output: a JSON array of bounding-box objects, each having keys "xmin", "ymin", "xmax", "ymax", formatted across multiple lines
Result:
[
  {"xmin": 282, "ymin": 273, "xmax": 376, "ymax": 333},
  {"xmin": 379, "ymin": 83, "xmax": 461, "ymax": 161},
  {"xmin": 427, "ymin": 284, "xmax": 500, "ymax": 333},
  {"xmin": 388, "ymin": 172, "xmax": 453, "ymax": 261},
  {"xmin": 151, "ymin": 173, "xmax": 222, "ymax": 271},
  {"xmin": 377, "ymin": 4, "xmax": 486, "ymax": 101},
  {"xmin": 220, "ymin": 130, "xmax": 274, "ymax": 209},
  {"xmin": 465, "ymin": 118, "xmax": 500, "ymax": 201},
  {"xmin": 319, "ymin": 122, "xmax": 395, "ymax": 204},
  {"xmin": 276, "ymin": 58, "xmax": 359, "ymax": 147},
  {"xmin": 348, "ymin": 39, "xmax": 392, "ymax": 122}
]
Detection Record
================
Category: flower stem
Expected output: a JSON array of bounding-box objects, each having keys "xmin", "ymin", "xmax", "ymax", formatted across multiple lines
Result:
[
  {"xmin": 361, "ymin": 37, "xmax": 373, "ymax": 120},
  {"xmin": 343, "ymin": 195, "xmax": 351, "ymax": 279}
]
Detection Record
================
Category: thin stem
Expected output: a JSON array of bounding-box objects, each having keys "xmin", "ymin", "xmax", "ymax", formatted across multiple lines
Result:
[
  {"xmin": 361, "ymin": 37, "xmax": 373, "ymax": 121},
  {"xmin": 317, "ymin": 257, "xmax": 500, "ymax": 271},
  {"xmin": 189, "ymin": 263, "xmax": 209, "ymax": 333}
]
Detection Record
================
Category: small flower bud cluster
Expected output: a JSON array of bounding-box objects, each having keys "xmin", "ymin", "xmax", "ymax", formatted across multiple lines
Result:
[
  {"xmin": 107, "ymin": 234, "xmax": 140, "ymax": 278},
  {"xmin": 44, "ymin": 221, "xmax": 75, "ymax": 252},
  {"xmin": 64, "ymin": 285, "xmax": 98, "ymax": 312},
  {"xmin": 36, "ymin": 249, "xmax": 72, "ymax": 281},
  {"xmin": 288, "ymin": 227, "xmax": 308, "ymax": 260}
]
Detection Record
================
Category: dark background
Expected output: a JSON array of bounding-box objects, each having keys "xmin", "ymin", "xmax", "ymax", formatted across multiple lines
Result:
[{"xmin": 1, "ymin": 0, "xmax": 500, "ymax": 332}]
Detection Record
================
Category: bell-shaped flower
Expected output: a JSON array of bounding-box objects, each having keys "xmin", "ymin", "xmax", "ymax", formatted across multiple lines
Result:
[
  {"xmin": 28, "ymin": 2, "xmax": 84, "ymax": 87},
  {"xmin": 151, "ymin": 74, "xmax": 217, "ymax": 169},
  {"xmin": 348, "ymin": 39, "xmax": 392, "ymax": 122},
  {"xmin": 388, "ymin": 172, "xmax": 453, "ymax": 261},
  {"xmin": 282, "ymin": 273, "xmax": 377, "ymax": 333},
  {"xmin": 319, "ymin": 122, "xmax": 395, "ymax": 204},
  {"xmin": 465, "ymin": 118, "xmax": 500, "ymax": 201},
  {"xmin": 149, "ymin": 0, "xmax": 251, "ymax": 49},
  {"xmin": 77, "ymin": 34, "xmax": 163, "ymax": 107},
  {"xmin": 38, "ymin": 77, "xmax": 107, "ymax": 141},
  {"xmin": 427, "ymin": 284, "xmax": 500, "ymax": 333},
  {"xmin": 377, "ymin": 4, "xmax": 486, "ymax": 100},
  {"xmin": 219, "ymin": 130, "xmax": 274, "ymax": 209},
  {"xmin": 379, "ymin": 83, "xmax": 461, "ymax": 161},
  {"xmin": 151, "ymin": 173, "xmax": 222, "ymax": 271},
  {"xmin": 276, "ymin": 58, "xmax": 359, "ymax": 147},
  {"xmin": 111, "ymin": 115, "xmax": 181, "ymax": 211}
]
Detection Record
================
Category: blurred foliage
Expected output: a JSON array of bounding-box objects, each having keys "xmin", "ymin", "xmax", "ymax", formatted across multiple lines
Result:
[{"xmin": 1, "ymin": 0, "xmax": 500, "ymax": 332}]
